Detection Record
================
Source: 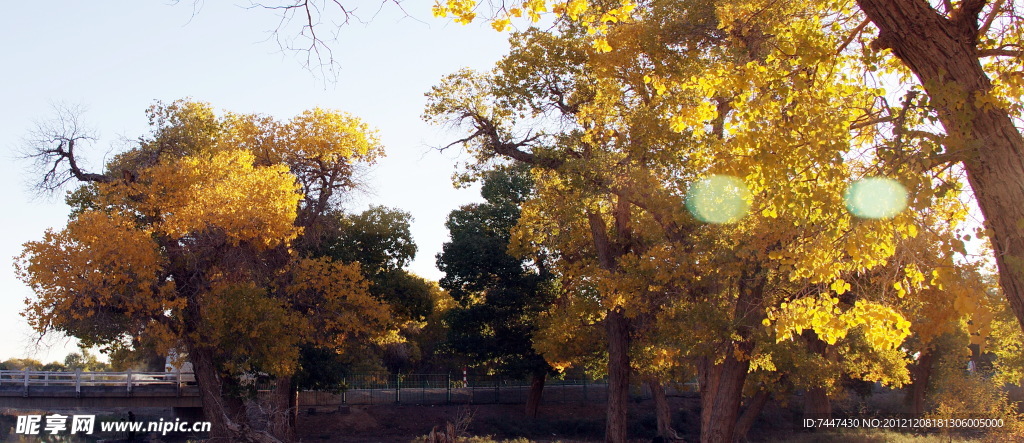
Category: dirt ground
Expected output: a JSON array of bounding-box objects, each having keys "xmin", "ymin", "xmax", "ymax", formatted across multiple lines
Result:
[
  {"xmin": 296, "ymin": 392, "xmax": 794, "ymax": 442},
  {"xmin": 294, "ymin": 389, "xmax": 986, "ymax": 442},
  {"xmin": 298, "ymin": 402, "xmax": 606, "ymax": 442}
]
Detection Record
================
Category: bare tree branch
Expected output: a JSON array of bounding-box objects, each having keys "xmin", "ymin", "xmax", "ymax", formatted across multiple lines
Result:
[
  {"xmin": 978, "ymin": 0, "xmax": 1007, "ymax": 37},
  {"xmin": 221, "ymin": 0, "xmax": 422, "ymax": 80},
  {"xmin": 21, "ymin": 103, "xmax": 112, "ymax": 195},
  {"xmin": 438, "ymin": 108, "xmax": 563, "ymax": 169},
  {"xmin": 835, "ymin": 19, "xmax": 869, "ymax": 55}
]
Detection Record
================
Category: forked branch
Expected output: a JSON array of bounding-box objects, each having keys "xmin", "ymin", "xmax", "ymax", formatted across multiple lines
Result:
[{"xmin": 22, "ymin": 104, "xmax": 112, "ymax": 194}]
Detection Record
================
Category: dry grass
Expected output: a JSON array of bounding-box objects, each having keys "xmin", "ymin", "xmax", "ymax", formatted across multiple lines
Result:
[{"xmin": 768, "ymin": 429, "xmax": 983, "ymax": 443}]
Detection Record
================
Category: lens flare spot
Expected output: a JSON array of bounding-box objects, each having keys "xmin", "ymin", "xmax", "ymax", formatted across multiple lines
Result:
[
  {"xmin": 685, "ymin": 175, "xmax": 751, "ymax": 224},
  {"xmin": 845, "ymin": 177, "xmax": 908, "ymax": 219}
]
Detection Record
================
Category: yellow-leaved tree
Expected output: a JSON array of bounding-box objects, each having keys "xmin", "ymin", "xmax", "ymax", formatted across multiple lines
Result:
[
  {"xmin": 423, "ymin": 1, "xmax": 978, "ymax": 441},
  {"xmin": 427, "ymin": 0, "xmax": 1024, "ymax": 391},
  {"xmin": 17, "ymin": 100, "xmax": 394, "ymax": 442}
]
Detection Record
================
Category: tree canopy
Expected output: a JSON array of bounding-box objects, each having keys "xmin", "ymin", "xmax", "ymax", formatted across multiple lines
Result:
[
  {"xmin": 16, "ymin": 99, "xmax": 394, "ymax": 441},
  {"xmin": 423, "ymin": 0, "xmax": 1024, "ymax": 361},
  {"xmin": 422, "ymin": 1, "xmax": 998, "ymax": 441}
]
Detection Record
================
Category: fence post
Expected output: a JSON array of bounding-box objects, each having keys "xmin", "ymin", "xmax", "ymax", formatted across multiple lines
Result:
[
  {"xmin": 23, "ymin": 369, "xmax": 29, "ymax": 397},
  {"xmin": 342, "ymin": 377, "xmax": 347, "ymax": 404},
  {"xmin": 175, "ymin": 369, "xmax": 181, "ymax": 397},
  {"xmin": 76, "ymin": 370, "xmax": 82, "ymax": 397},
  {"xmin": 446, "ymin": 373, "xmax": 451, "ymax": 404},
  {"xmin": 126, "ymin": 370, "xmax": 132, "ymax": 396},
  {"xmin": 395, "ymin": 373, "xmax": 401, "ymax": 404}
]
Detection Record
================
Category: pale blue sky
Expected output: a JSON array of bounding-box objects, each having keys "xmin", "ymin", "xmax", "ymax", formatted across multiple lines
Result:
[{"xmin": 0, "ymin": 1, "xmax": 512, "ymax": 362}]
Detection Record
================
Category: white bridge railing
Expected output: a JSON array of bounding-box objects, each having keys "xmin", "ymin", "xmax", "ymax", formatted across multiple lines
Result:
[{"xmin": 0, "ymin": 370, "xmax": 195, "ymax": 396}]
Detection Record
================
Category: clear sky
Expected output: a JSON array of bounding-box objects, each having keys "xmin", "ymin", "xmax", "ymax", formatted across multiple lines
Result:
[{"xmin": 0, "ymin": 1, "xmax": 512, "ymax": 362}]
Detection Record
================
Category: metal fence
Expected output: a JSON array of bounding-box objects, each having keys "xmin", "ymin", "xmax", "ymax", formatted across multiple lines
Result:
[{"xmin": 298, "ymin": 373, "xmax": 697, "ymax": 407}]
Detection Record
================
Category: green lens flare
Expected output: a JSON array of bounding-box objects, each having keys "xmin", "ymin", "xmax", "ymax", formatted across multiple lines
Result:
[
  {"xmin": 845, "ymin": 177, "xmax": 908, "ymax": 219},
  {"xmin": 685, "ymin": 175, "xmax": 751, "ymax": 224}
]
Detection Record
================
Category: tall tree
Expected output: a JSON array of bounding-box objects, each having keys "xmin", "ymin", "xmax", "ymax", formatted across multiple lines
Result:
[
  {"xmin": 424, "ymin": 3, "xmax": 949, "ymax": 440},
  {"xmin": 17, "ymin": 100, "xmax": 394, "ymax": 442},
  {"xmin": 436, "ymin": 165, "xmax": 555, "ymax": 417},
  {"xmin": 432, "ymin": 0, "xmax": 1024, "ymax": 369}
]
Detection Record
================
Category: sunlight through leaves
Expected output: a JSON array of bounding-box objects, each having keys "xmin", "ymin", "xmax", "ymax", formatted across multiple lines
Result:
[
  {"xmin": 845, "ymin": 177, "xmax": 908, "ymax": 219},
  {"xmin": 685, "ymin": 175, "xmax": 751, "ymax": 224}
]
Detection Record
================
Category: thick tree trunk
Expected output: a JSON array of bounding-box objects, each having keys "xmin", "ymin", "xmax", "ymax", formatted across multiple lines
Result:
[
  {"xmin": 804, "ymin": 387, "xmax": 832, "ymax": 420},
  {"xmin": 269, "ymin": 377, "xmax": 296, "ymax": 442},
  {"xmin": 857, "ymin": 0, "xmax": 1024, "ymax": 336},
  {"xmin": 646, "ymin": 377, "xmax": 676, "ymax": 440},
  {"xmin": 188, "ymin": 346, "xmax": 236, "ymax": 441},
  {"xmin": 188, "ymin": 344, "xmax": 281, "ymax": 443},
  {"xmin": 695, "ymin": 267, "xmax": 766, "ymax": 443},
  {"xmin": 906, "ymin": 350, "xmax": 934, "ymax": 416},
  {"xmin": 605, "ymin": 308, "xmax": 631, "ymax": 443},
  {"xmin": 696, "ymin": 354, "xmax": 750, "ymax": 443},
  {"xmin": 525, "ymin": 371, "xmax": 546, "ymax": 418},
  {"xmin": 586, "ymin": 200, "xmax": 634, "ymax": 443},
  {"xmin": 734, "ymin": 389, "xmax": 770, "ymax": 442}
]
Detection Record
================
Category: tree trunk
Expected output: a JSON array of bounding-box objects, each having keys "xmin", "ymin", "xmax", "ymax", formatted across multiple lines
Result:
[
  {"xmin": 525, "ymin": 371, "xmax": 546, "ymax": 418},
  {"xmin": 188, "ymin": 344, "xmax": 281, "ymax": 443},
  {"xmin": 605, "ymin": 308, "xmax": 631, "ymax": 443},
  {"xmin": 290, "ymin": 382, "xmax": 298, "ymax": 429},
  {"xmin": 803, "ymin": 387, "xmax": 832, "ymax": 420},
  {"xmin": 188, "ymin": 346, "xmax": 235, "ymax": 441},
  {"xmin": 857, "ymin": 0, "xmax": 1024, "ymax": 336},
  {"xmin": 802, "ymin": 331, "xmax": 831, "ymax": 420},
  {"xmin": 695, "ymin": 265, "xmax": 766, "ymax": 443},
  {"xmin": 268, "ymin": 377, "xmax": 296, "ymax": 442},
  {"xmin": 906, "ymin": 350, "xmax": 934, "ymax": 416},
  {"xmin": 696, "ymin": 354, "xmax": 750, "ymax": 443},
  {"xmin": 587, "ymin": 200, "xmax": 634, "ymax": 443},
  {"xmin": 602, "ymin": 313, "xmax": 630, "ymax": 443},
  {"xmin": 734, "ymin": 389, "xmax": 770, "ymax": 442},
  {"xmin": 646, "ymin": 377, "xmax": 676, "ymax": 440}
]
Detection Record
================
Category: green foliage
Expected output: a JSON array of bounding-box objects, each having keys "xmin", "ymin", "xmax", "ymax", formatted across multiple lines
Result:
[
  {"xmin": 40, "ymin": 362, "xmax": 66, "ymax": 372},
  {"xmin": 373, "ymin": 269, "xmax": 436, "ymax": 323},
  {"xmin": 63, "ymin": 348, "xmax": 110, "ymax": 372},
  {"xmin": 324, "ymin": 206, "xmax": 418, "ymax": 276},
  {"xmin": 106, "ymin": 339, "xmax": 166, "ymax": 371},
  {"xmin": 313, "ymin": 206, "xmax": 433, "ymax": 322},
  {"xmin": 437, "ymin": 165, "xmax": 555, "ymax": 378},
  {"xmin": 438, "ymin": 168, "xmax": 534, "ymax": 304},
  {"xmin": 294, "ymin": 345, "xmax": 350, "ymax": 392}
]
